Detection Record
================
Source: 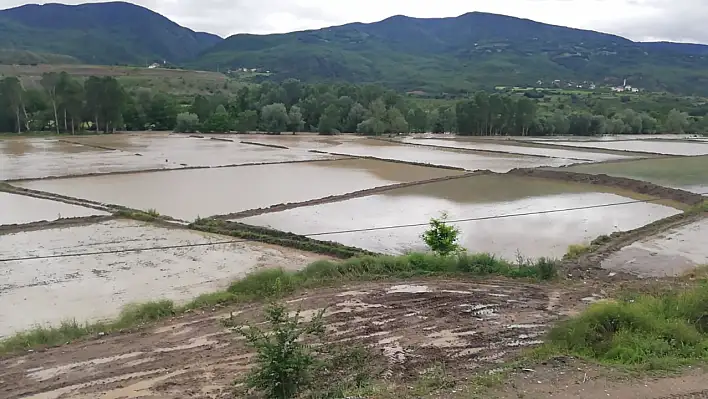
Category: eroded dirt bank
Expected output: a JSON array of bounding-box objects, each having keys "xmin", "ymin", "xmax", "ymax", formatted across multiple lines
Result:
[
  {"xmin": 0, "ymin": 279, "xmax": 598, "ymax": 399},
  {"xmin": 508, "ymin": 168, "xmax": 706, "ymax": 206}
]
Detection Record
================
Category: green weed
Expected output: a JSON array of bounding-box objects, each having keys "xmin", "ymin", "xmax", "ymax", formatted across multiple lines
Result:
[
  {"xmin": 564, "ymin": 244, "xmax": 591, "ymax": 260},
  {"xmin": 541, "ymin": 284, "xmax": 708, "ymax": 369}
]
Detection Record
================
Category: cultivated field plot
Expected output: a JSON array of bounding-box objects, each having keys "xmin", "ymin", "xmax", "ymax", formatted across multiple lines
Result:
[
  {"xmin": 69, "ymin": 133, "xmax": 336, "ymax": 168},
  {"xmin": 0, "ymin": 192, "xmax": 106, "ymax": 226},
  {"xmin": 560, "ymin": 156, "xmax": 708, "ymax": 194},
  {"xmin": 602, "ymin": 219, "xmax": 708, "ymax": 277},
  {"xmin": 538, "ymin": 139, "xmax": 708, "ymax": 156},
  {"xmin": 0, "ymin": 280, "xmax": 597, "ymax": 399},
  {"xmin": 399, "ymin": 137, "xmax": 634, "ymax": 161},
  {"xmin": 240, "ymin": 175, "xmax": 681, "ymax": 259},
  {"xmin": 0, "ymin": 137, "xmax": 171, "ymax": 180},
  {"xmin": 241, "ymin": 134, "xmax": 577, "ymax": 171},
  {"xmin": 16, "ymin": 159, "xmax": 461, "ymax": 221},
  {"xmin": 0, "ymin": 219, "xmax": 327, "ymax": 338}
]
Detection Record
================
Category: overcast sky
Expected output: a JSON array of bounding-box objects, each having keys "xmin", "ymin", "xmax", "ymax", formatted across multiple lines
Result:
[{"xmin": 1, "ymin": 0, "xmax": 706, "ymax": 43}]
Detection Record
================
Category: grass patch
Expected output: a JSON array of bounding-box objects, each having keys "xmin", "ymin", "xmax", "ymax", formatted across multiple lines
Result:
[
  {"xmin": 0, "ymin": 300, "xmax": 175, "ymax": 354},
  {"xmin": 113, "ymin": 209, "xmax": 162, "ymax": 222},
  {"xmin": 539, "ymin": 283, "xmax": 708, "ymax": 370},
  {"xmin": 563, "ymin": 243, "xmax": 591, "ymax": 260}
]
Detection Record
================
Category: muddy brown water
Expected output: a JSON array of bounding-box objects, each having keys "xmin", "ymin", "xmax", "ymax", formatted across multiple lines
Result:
[
  {"xmin": 0, "ymin": 192, "xmax": 107, "ymax": 226},
  {"xmin": 602, "ymin": 218, "xmax": 708, "ymax": 277},
  {"xmin": 0, "ymin": 219, "xmax": 328, "ymax": 338},
  {"xmin": 0, "ymin": 134, "xmax": 335, "ymax": 180},
  {"xmin": 0, "ymin": 279, "xmax": 598, "ymax": 399},
  {"xmin": 240, "ymin": 174, "xmax": 682, "ymax": 259},
  {"xmin": 244, "ymin": 135, "xmax": 579, "ymax": 171},
  {"xmin": 15, "ymin": 159, "xmax": 460, "ymax": 221},
  {"xmin": 560, "ymin": 155, "xmax": 708, "ymax": 195},
  {"xmin": 543, "ymin": 140, "xmax": 708, "ymax": 156},
  {"xmin": 399, "ymin": 137, "xmax": 634, "ymax": 161}
]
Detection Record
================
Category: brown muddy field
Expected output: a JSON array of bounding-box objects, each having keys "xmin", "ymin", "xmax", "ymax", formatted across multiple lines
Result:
[
  {"xmin": 601, "ymin": 218, "xmax": 708, "ymax": 277},
  {"xmin": 240, "ymin": 174, "xmax": 682, "ymax": 259},
  {"xmin": 399, "ymin": 137, "xmax": 636, "ymax": 161},
  {"xmin": 541, "ymin": 139, "xmax": 708, "ymax": 156},
  {"xmin": 0, "ymin": 192, "xmax": 106, "ymax": 225},
  {"xmin": 234, "ymin": 135, "xmax": 577, "ymax": 171},
  {"xmin": 16, "ymin": 159, "xmax": 460, "ymax": 221},
  {"xmin": 0, "ymin": 279, "xmax": 600, "ymax": 399},
  {"xmin": 0, "ymin": 219, "xmax": 328, "ymax": 338},
  {"xmin": 0, "ymin": 134, "xmax": 336, "ymax": 180}
]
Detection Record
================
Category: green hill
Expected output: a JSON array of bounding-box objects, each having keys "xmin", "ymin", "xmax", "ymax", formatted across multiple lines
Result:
[
  {"xmin": 192, "ymin": 13, "xmax": 708, "ymax": 95},
  {"xmin": 0, "ymin": 1, "xmax": 221, "ymax": 65}
]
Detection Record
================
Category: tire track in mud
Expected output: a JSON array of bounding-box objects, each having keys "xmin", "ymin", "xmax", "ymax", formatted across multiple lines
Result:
[
  {"xmin": 210, "ymin": 172, "xmax": 479, "ymax": 220},
  {"xmin": 0, "ymin": 280, "xmax": 598, "ymax": 399}
]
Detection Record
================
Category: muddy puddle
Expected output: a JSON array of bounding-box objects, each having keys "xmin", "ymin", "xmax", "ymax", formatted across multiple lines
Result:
[
  {"xmin": 602, "ymin": 219, "xmax": 708, "ymax": 277},
  {"xmin": 245, "ymin": 136, "xmax": 577, "ymax": 171},
  {"xmin": 399, "ymin": 137, "xmax": 633, "ymax": 161},
  {"xmin": 0, "ymin": 192, "xmax": 106, "ymax": 226},
  {"xmin": 240, "ymin": 174, "xmax": 681, "ymax": 259},
  {"xmin": 561, "ymin": 156, "xmax": 708, "ymax": 195},
  {"xmin": 0, "ymin": 219, "xmax": 327, "ymax": 338},
  {"xmin": 16, "ymin": 159, "xmax": 459, "ymax": 221},
  {"xmin": 541, "ymin": 139, "xmax": 708, "ymax": 156},
  {"xmin": 0, "ymin": 280, "xmax": 596, "ymax": 399}
]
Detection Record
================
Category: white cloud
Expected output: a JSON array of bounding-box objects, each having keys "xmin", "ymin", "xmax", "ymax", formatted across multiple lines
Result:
[{"xmin": 0, "ymin": 0, "xmax": 704, "ymax": 43}]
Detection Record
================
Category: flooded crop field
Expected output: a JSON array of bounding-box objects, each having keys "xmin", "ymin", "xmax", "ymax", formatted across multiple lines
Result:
[
  {"xmin": 16, "ymin": 159, "xmax": 460, "ymax": 221},
  {"xmin": 399, "ymin": 137, "xmax": 635, "ymax": 161},
  {"xmin": 241, "ymin": 135, "xmax": 576, "ymax": 171},
  {"xmin": 0, "ymin": 134, "xmax": 335, "ymax": 180},
  {"xmin": 537, "ymin": 139, "xmax": 708, "ymax": 156},
  {"xmin": 0, "ymin": 219, "xmax": 327, "ymax": 338},
  {"xmin": 0, "ymin": 192, "xmax": 107, "ymax": 225},
  {"xmin": 602, "ymin": 219, "xmax": 708, "ymax": 277},
  {"xmin": 560, "ymin": 156, "xmax": 708, "ymax": 194},
  {"xmin": 240, "ymin": 175, "xmax": 682, "ymax": 259},
  {"xmin": 2, "ymin": 130, "xmax": 707, "ymax": 398}
]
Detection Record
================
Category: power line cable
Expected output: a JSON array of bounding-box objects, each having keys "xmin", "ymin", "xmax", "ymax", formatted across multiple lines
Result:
[{"xmin": 1, "ymin": 192, "xmax": 705, "ymax": 263}]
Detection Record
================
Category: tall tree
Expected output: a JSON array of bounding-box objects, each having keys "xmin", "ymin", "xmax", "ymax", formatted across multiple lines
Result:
[
  {"xmin": 40, "ymin": 72, "xmax": 61, "ymax": 134},
  {"xmin": 0, "ymin": 77, "xmax": 25, "ymax": 133},
  {"xmin": 260, "ymin": 103, "xmax": 289, "ymax": 134}
]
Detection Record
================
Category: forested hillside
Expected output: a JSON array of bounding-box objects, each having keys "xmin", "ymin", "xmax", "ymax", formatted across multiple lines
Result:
[
  {"xmin": 0, "ymin": 2, "xmax": 221, "ymax": 65},
  {"xmin": 194, "ymin": 13, "xmax": 708, "ymax": 95}
]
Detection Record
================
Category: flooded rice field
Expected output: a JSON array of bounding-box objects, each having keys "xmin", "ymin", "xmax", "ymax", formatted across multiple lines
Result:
[
  {"xmin": 0, "ymin": 138, "xmax": 170, "ymax": 180},
  {"xmin": 240, "ymin": 175, "xmax": 681, "ymax": 259},
  {"xmin": 0, "ymin": 134, "xmax": 335, "ymax": 180},
  {"xmin": 0, "ymin": 279, "xmax": 597, "ymax": 399},
  {"xmin": 561, "ymin": 156, "xmax": 708, "ymax": 194},
  {"xmin": 399, "ymin": 137, "xmax": 634, "ymax": 161},
  {"xmin": 0, "ymin": 192, "xmax": 107, "ymax": 225},
  {"xmin": 538, "ymin": 139, "xmax": 708, "ymax": 156},
  {"xmin": 242, "ymin": 135, "xmax": 576, "ymax": 171},
  {"xmin": 602, "ymin": 219, "xmax": 708, "ymax": 277},
  {"xmin": 15, "ymin": 159, "xmax": 460, "ymax": 221},
  {"xmin": 0, "ymin": 219, "xmax": 327, "ymax": 338}
]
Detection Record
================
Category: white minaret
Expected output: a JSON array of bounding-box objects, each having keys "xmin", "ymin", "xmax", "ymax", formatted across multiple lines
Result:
[{"xmin": 623, "ymin": 78, "xmax": 627, "ymax": 87}]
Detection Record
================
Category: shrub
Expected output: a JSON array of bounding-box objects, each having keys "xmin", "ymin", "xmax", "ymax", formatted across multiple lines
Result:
[
  {"xmin": 237, "ymin": 303, "xmax": 326, "ymax": 399},
  {"xmin": 564, "ymin": 244, "xmax": 590, "ymax": 260},
  {"xmin": 421, "ymin": 212, "xmax": 460, "ymax": 256},
  {"xmin": 174, "ymin": 112, "xmax": 200, "ymax": 133}
]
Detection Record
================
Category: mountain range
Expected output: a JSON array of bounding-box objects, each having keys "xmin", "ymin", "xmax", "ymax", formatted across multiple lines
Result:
[{"xmin": 2, "ymin": 1, "xmax": 708, "ymax": 95}]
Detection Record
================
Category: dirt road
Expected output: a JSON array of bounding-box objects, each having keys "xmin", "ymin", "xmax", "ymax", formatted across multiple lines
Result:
[{"xmin": 0, "ymin": 279, "xmax": 598, "ymax": 399}]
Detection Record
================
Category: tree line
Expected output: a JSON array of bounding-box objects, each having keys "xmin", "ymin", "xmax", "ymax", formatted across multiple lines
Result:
[{"xmin": 0, "ymin": 74, "xmax": 705, "ymax": 135}]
